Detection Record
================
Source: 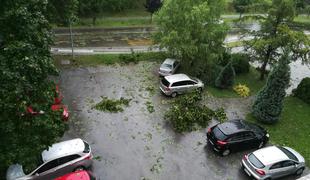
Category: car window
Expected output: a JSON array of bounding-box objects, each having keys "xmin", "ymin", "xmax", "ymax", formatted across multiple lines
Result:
[
  {"xmin": 281, "ymin": 160, "xmax": 295, "ymax": 167},
  {"xmin": 58, "ymin": 154, "xmax": 81, "ymax": 165},
  {"xmin": 172, "ymin": 81, "xmax": 187, "ymax": 87},
  {"xmin": 243, "ymin": 132, "xmax": 255, "ymax": 139},
  {"xmin": 34, "ymin": 159, "xmax": 59, "ymax": 174},
  {"xmin": 161, "ymin": 78, "xmax": 170, "ymax": 87},
  {"xmin": 248, "ymin": 153, "xmax": 265, "ymax": 168},
  {"xmin": 230, "ymin": 133, "xmax": 244, "ymax": 141},
  {"xmin": 212, "ymin": 126, "xmax": 227, "ymax": 141},
  {"xmin": 270, "ymin": 162, "xmax": 282, "ymax": 169},
  {"xmin": 278, "ymin": 147, "xmax": 298, "ymax": 161},
  {"xmin": 184, "ymin": 80, "xmax": 196, "ymax": 85}
]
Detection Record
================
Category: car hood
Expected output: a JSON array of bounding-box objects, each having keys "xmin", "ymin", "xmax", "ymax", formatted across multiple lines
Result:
[
  {"xmin": 159, "ymin": 66, "xmax": 172, "ymax": 72},
  {"xmin": 6, "ymin": 164, "xmax": 25, "ymax": 180}
]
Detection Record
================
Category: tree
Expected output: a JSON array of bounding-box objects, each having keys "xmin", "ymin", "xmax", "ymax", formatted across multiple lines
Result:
[
  {"xmin": 252, "ymin": 53, "xmax": 291, "ymax": 124},
  {"xmin": 232, "ymin": 0, "xmax": 251, "ymax": 19},
  {"xmin": 245, "ymin": 0, "xmax": 310, "ymax": 80},
  {"xmin": 0, "ymin": 0, "xmax": 66, "ymax": 175},
  {"xmin": 145, "ymin": 0, "xmax": 162, "ymax": 22},
  {"xmin": 47, "ymin": 0, "xmax": 79, "ymax": 25},
  {"xmin": 215, "ymin": 60, "xmax": 236, "ymax": 89},
  {"xmin": 78, "ymin": 0, "xmax": 105, "ymax": 25},
  {"xmin": 154, "ymin": 0, "xmax": 228, "ymax": 79}
]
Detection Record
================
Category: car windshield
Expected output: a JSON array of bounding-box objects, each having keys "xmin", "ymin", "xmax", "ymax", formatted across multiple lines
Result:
[
  {"xmin": 212, "ymin": 126, "xmax": 227, "ymax": 141},
  {"xmin": 161, "ymin": 63, "xmax": 172, "ymax": 69},
  {"xmin": 161, "ymin": 78, "xmax": 170, "ymax": 87},
  {"xmin": 278, "ymin": 147, "xmax": 298, "ymax": 161},
  {"xmin": 248, "ymin": 153, "xmax": 265, "ymax": 168}
]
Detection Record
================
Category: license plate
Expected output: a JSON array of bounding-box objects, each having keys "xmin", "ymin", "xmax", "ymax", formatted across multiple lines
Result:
[{"xmin": 244, "ymin": 168, "xmax": 251, "ymax": 177}]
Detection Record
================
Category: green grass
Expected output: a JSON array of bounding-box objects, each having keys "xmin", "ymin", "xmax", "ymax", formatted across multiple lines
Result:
[
  {"xmin": 207, "ymin": 67, "xmax": 266, "ymax": 98},
  {"xmin": 53, "ymin": 52, "xmax": 167, "ymax": 67},
  {"xmin": 246, "ymin": 96, "xmax": 310, "ymax": 166},
  {"xmin": 76, "ymin": 17, "xmax": 154, "ymax": 28}
]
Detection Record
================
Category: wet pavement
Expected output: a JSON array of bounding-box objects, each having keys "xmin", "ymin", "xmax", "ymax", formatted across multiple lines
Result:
[{"xmin": 58, "ymin": 61, "xmax": 308, "ymax": 180}]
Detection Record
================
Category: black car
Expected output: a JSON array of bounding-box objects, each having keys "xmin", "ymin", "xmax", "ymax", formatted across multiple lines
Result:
[{"xmin": 207, "ymin": 119, "xmax": 269, "ymax": 156}]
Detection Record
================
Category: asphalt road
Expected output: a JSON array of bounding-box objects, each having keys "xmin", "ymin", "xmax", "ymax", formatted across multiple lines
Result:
[{"xmin": 59, "ymin": 62, "xmax": 309, "ymax": 180}]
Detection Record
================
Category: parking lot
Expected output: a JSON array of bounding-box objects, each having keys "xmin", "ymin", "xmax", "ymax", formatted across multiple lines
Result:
[{"xmin": 59, "ymin": 61, "xmax": 308, "ymax": 180}]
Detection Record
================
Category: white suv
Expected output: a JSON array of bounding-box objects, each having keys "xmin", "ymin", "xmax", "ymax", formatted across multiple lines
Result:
[
  {"xmin": 6, "ymin": 138, "xmax": 93, "ymax": 180},
  {"xmin": 160, "ymin": 73, "xmax": 204, "ymax": 97}
]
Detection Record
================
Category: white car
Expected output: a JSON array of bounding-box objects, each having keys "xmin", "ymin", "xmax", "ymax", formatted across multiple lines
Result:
[
  {"xmin": 158, "ymin": 58, "xmax": 180, "ymax": 76},
  {"xmin": 160, "ymin": 73, "xmax": 204, "ymax": 97},
  {"xmin": 242, "ymin": 146, "xmax": 305, "ymax": 180},
  {"xmin": 6, "ymin": 138, "xmax": 93, "ymax": 180}
]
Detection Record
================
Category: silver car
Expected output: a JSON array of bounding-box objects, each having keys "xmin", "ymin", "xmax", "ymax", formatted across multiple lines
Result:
[
  {"xmin": 242, "ymin": 145, "xmax": 305, "ymax": 180},
  {"xmin": 160, "ymin": 73, "xmax": 204, "ymax": 97},
  {"xmin": 158, "ymin": 58, "xmax": 180, "ymax": 76},
  {"xmin": 6, "ymin": 138, "xmax": 93, "ymax": 180}
]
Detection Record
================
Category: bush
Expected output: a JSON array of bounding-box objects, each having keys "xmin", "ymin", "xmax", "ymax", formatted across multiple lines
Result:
[
  {"xmin": 293, "ymin": 77, "xmax": 310, "ymax": 104},
  {"xmin": 164, "ymin": 92, "xmax": 214, "ymax": 133},
  {"xmin": 93, "ymin": 96, "xmax": 131, "ymax": 112},
  {"xmin": 231, "ymin": 53, "xmax": 250, "ymax": 74},
  {"xmin": 119, "ymin": 51, "xmax": 139, "ymax": 64},
  {"xmin": 215, "ymin": 61, "xmax": 235, "ymax": 89},
  {"xmin": 233, "ymin": 84, "xmax": 250, "ymax": 97}
]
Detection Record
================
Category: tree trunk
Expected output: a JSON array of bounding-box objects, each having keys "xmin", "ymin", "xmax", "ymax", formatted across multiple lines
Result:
[
  {"xmin": 150, "ymin": 13, "xmax": 153, "ymax": 23},
  {"xmin": 239, "ymin": 13, "xmax": 242, "ymax": 20},
  {"xmin": 92, "ymin": 16, "xmax": 97, "ymax": 26},
  {"xmin": 260, "ymin": 59, "xmax": 268, "ymax": 80}
]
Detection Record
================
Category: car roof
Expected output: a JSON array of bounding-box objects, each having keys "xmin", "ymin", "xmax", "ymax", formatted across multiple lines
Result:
[
  {"xmin": 164, "ymin": 73, "xmax": 191, "ymax": 83},
  {"xmin": 54, "ymin": 170, "xmax": 90, "ymax": 180},
  {"xmin": 163, "ymin": 58, "xmax": 177, "ymax": 65},
  {"xmin": 253, "ymin": 146, "xmax": 289, "ymax": 166},
  {"xmin": 217, "ymin": 119, "xmax": 248, "ymax": 135},
  {"xmin": 42, "ymin": 138, "xmax": 85, "ymax": 162}
]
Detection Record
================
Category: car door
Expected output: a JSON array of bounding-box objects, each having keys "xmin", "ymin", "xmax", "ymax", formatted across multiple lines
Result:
[
  {"xmin": 184, "ymin": 80, "xmax": 198, "ymax": 92},
  {"xmin": 31, "ymin": 159, "xmax": 60, "ymax": 180},
  {"xmin": 171, "ymin": 81, "xmax": 187, "ymax": 94},
  {"xmin": 241, "ymin": 131, "xmax": 258, "ymax": 149},
  {"xmin": 269, "ymin": 160, "xmax": 296, "ymax": 179},
  {"xmin": 227, "ymin": 133, "xmax": 245, "ymax": 152},
  {"xmin": 52, "ymin": 154, "xmax": 81, "ymax": 178}
]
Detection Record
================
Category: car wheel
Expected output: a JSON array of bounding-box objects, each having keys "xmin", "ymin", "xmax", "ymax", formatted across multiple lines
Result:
[
  {"xmin": 264, "ymin": 178, "xmax": 271, "ymax": 180},
  {"xmin": 295, "ymin": 168, "xmax": 304, "ymax": 176},
  {"xmin": 171, "ymin": 92, "xmax": 177, "ymax": 98},
  {"xmin": 74, "ymin": 166, "xmax": 86, "ymax": 172},
  {"xmin": 222, "ymin": 149, "xmax": 230, "ymax": 156}
]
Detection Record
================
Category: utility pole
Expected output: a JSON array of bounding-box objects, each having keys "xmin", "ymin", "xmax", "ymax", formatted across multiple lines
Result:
[{"xmin": 69, "ymin": 18, "xmax": 74, "ymax": 59}]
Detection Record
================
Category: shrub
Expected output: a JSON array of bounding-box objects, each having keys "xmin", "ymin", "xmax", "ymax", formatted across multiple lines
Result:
[
  {"xmin": 164, "ymin": 92, "xmax": 214, "ymax": 133},
  {"xmin": 233, "ymin": 84, "xmax": 250, "ymax": 97},
  {"xmin": 215, "ymin": 61, "xmax": 235, "ymax": 89},
  {"xmin": 93, "ymin": 96, "xmax": 131, "ymax": 112},
  {"xmin": 118, "ymin": 51, "xmax": 139, "ymax": 64},
  {"xmin": 293, "ymin": 77, "xmax": 310, "ymax": 104},
  {"xmin": 252, "ymin": 54, "xmax": 290, "ymax": 124},
  {"xmin": 231, "ymin": 53, "xmax": 250, "ymax": 74},
  {"xmin": 213, "ymin": 108, "xmax": 228, "ymax": 123}
]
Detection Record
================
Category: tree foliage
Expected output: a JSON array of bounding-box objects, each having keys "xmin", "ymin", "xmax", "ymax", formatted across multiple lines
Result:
[
  {"xmin": 252, "ymin": 53, "xmax": 291, "ymax": 124},
  {"xmin": 293, "ymin": 77, "xmax": 310, "ymax": 104},
  {"xmin": 245, "ymin": 0, "xmax": 310, "ymax": 80},
  {"xmin": 47, "ymin": 0, "xmax": 79, "ymax": 25},
  {"xmin": 0, "ymin": 0, "xmax": 66, "ymax": 174},
  {"xmin": 215, "ymin": 60, "xmax": 236, "ymax": 89},
  {"xmin": 232, "ymin": 0, "xmax": 252, "ymax": 18},
  {"xmin": 154, "ymin": 0, "xmax": 228, "ymax": 79},
  {"xmin": 145, "ymin": 0, "xmax": 162, "ymax": 22}
]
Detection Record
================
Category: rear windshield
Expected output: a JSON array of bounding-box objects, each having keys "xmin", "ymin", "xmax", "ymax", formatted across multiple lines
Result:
[
  {"xmin": 161, "ymin": 78, "xmax": 170, "ymax": 87},
  {"xmin": 162, "ymin": 63, "xmax": 173, "ymax": 69},
  {"xmin": 248, "ymin": 153, "xmax": 265, "ymax": 168},
  {"xmin": 212, "ymin": 126, "xmax": 227, "ymax": 141},
  {"xmin": 278, "ymin": 147, "xmax": 298, "ymax": 161},
  {"xmin": 83, "ymin": 141, "xmax": 90, "ymax": 153}
]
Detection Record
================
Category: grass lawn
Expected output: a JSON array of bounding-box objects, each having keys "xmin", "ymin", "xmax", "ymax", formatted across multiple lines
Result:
[
  {"xmin": 207, "ymin": 67, "xmax": 266, "ymax": 98},
  {"xmin": 246, "ymin": 97, "xmax": 310, "ymax": 166},
  {"xmin": 76, "ymin": 17, "xmax": 154, "ymax": 28},
  {"xmin": 53, "ymin": 52, "xmax": 167, "ymax": 67}
]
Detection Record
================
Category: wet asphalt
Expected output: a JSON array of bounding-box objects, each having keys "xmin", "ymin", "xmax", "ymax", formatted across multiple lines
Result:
[{"xmin": 59, "ymin": 62, "xmax": 308, "ymax": 180}]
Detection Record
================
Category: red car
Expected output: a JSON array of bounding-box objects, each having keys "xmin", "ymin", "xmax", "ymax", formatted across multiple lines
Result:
[
  {"xmin": 54, "ymin": 170, "xmax": 96, "ymax": 180},
  {"xmin": 26, "ymin": 85, "xmax": 69, "ymax": 121}
]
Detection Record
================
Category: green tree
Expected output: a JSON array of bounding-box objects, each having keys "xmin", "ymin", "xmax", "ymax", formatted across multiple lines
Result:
[
  {"xmin": 215, "ymin": 60, "xmax": 236, "ymax": 89},
  {"xmin": 245, "ymin": 0, "xmax": 310, "ymax": 80},
  {"xmin": 0, "ymin": 0, "xmax": 66, "ymax": 174},
  {"xmin": 232, "ymin": 0, "xmax": 252, "ymax": 19},
  {"xmin": 47, "ymin": 0, "xmax": 79, "ymax": 25},
  {"xmin": 145, "ymin": 0, "xmax": 162, "ymax": 22},
  {"xmin": 252, "ymin": 53, "xmax": 291, "ymax": 124},
  {"xmin": 79, "ymin": 0, "xmax": 105, "ymax": 25},
  {"xmin": 154, "ymin": 0, "xmax": 228, "ymax": 79}
]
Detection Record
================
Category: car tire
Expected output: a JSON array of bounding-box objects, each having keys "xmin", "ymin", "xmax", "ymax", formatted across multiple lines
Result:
[
  {"xmin": 74, "ymin": 166, "xmax": 86, "ymax": 172},
  {"xmin": 222, "ymin": 149, "xmax": 230, "ymax": 156},
  {"xmin": 171, "ymin": 92, "xmax": 177, "ymax": 98},
  {"xmin": 264, "ymin": 178, "xmax": 271, "ymax": 180},
  {"xmin": 295, "ymin": 168, "xmax": 304, "ymax": 176}
]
